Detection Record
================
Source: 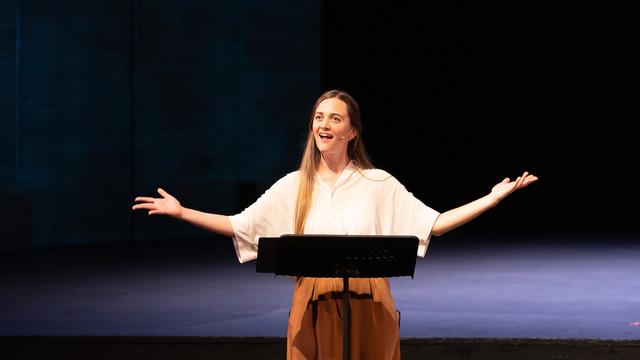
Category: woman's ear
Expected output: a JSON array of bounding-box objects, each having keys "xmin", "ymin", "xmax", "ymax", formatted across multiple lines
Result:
[{"xmin": 349, "ymin": 128, "xmax": 358, "ymax": 141}]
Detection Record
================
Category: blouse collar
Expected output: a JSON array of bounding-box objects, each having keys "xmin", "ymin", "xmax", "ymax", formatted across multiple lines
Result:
[{"xmin": 316, "ymin": 160, "xmax": 357, "ymax": 191}]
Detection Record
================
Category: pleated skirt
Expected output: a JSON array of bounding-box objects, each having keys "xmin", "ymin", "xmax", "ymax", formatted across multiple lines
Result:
[{"xmin": 287, "ymin": 277, "xmax": 401, "ymax": 360}]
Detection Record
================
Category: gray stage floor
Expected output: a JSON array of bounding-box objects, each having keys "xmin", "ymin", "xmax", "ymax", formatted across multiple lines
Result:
[{"xmin": 1, "ymin": 233, "xmax": 639, "ymax": 339}]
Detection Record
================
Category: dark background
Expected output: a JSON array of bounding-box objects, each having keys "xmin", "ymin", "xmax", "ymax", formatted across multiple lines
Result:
[
  {"xmin": 323, "ymin": 2, "xmax": 639, "ymax": 237},
  {"xmin": 1, "ymin": 1, "xmax": 638, "ymax": 251}
]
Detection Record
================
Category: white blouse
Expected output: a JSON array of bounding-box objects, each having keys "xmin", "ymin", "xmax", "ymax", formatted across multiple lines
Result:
[{"xmin": 229, "ymin": 161, "xmax": 440, "ymax": 263}]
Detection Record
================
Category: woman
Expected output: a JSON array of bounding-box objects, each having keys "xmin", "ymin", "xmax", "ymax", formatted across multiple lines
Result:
[{"xmin": 132, "ymin": 90, "xmax": 538, "ymax": 359}]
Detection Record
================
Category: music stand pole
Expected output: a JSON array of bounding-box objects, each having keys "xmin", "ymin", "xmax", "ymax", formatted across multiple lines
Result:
[{"xmin": 343, "ymin": 276, "xmax": 350, "ymax": 360}]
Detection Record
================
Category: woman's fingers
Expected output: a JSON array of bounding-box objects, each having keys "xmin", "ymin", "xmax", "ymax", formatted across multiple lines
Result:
[
  {"xmin": 522, "ymin": 175, "xmax": 539, "ymax": 187},
  {"xmin": 133, "ymin": 202, "xmax": 164, "ymax": 215},
  {"xmin": 133, "ymin": 189, "xmax": 173, "ymax": 215},
  {"xmin": 157, "ymin": 188, "xmax": 170, "ymax": 198},
  {"xmin": 492, "ymin": 172, "xmax": 538, "ymax": 200},
  {"xmin": 134, "ymin": 188, "xmax": 170, "ymax": 204},
  {"xmin": 518, "ymin": 172, "xmax": 528, "ymax": 186},
  {"xmin": 515, "ymin": 172, "xmax": 538, "ymax": 189},
  {"xmin": 513, "ymin": 176, "xmax": 522, "ymax": 190},
  {"xmin": 132, "ymin": 203, "xmax": 157, "ymax": 211}
]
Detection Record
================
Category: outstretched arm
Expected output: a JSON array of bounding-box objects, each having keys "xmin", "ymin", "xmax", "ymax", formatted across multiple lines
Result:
[
  {"xmin": 431, "ymin": 171, "xmax": 538, "ymax": 237},
  {"xmin": 132, "ymin": 188, "xmax": 235, "ymax": 237}
]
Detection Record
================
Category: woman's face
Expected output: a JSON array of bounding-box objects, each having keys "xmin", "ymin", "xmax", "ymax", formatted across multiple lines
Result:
[{"xmin": 312, "ymin": 98, "xmax": 357, "ymax": 156}]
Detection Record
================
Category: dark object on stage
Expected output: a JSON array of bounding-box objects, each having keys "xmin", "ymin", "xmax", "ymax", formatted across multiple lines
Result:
[
  {"xmin": 256, "ymin": 234, "xmax": 419, "ymax": 360},
  {"xmin": 256, "ymin": 234, "xmax": 418, "ymax": 278}
]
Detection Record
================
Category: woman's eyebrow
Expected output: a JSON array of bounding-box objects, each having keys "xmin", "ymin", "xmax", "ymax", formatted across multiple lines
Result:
[{"xmin": 315, "ymin": 111, "xmax": 343, "ymax": 117}]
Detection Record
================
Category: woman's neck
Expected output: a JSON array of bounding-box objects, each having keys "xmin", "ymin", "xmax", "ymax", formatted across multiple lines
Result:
[{"xmin": 319, "ymin": 153, "xmax": 350, "ymax": 175}]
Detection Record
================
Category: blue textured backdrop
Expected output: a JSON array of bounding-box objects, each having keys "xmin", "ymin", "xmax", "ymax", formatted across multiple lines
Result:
[{"xmin": 1, "ymin": 0, "xmax": 321, "ymax": 250}]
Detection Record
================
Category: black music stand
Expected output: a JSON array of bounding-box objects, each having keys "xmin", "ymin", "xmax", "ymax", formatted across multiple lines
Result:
[{"xmin": 256, "ymin": 234, "xmax": 419, "ymax": 360}]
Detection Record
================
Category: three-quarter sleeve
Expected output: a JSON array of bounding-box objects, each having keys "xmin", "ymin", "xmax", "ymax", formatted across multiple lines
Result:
[{"xmin": 228, "ymin": 173, "xmax": 297, "ymax": 263}]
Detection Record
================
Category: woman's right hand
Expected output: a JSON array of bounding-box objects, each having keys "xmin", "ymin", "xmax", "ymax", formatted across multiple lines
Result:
[{"xmin": 132, "ymin": 188, "xmax": 183, "ymax": 219}]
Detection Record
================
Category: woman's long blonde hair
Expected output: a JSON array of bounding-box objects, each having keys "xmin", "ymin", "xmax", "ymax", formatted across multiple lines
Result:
[{"xmin": 293, "ymin": 90, "xmax": 374, "ymax": 234}]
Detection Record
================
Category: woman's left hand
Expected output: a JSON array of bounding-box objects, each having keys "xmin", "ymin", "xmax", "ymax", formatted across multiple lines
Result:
[{"xmin": 490, "ymin": 171, "xmax": 539, "ymax": 203}]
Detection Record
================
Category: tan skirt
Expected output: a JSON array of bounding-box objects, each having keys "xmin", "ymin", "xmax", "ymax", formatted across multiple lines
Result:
[{"xmin": 287, "ymin": 277, "xmax": 400, "ymax": 360}]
